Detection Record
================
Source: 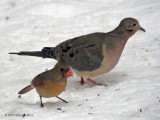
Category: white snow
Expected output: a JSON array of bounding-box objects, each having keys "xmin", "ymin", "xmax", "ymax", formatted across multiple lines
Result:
[{"xmin": 0, "ymin": 0, "xmax": 160, "ymax": 120}]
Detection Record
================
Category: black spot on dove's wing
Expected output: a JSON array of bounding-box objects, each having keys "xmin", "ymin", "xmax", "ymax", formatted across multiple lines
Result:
[
  {"xmin": 54, "ymin": 32, "xmax": 106, "ymax": 71},
  {"xmin": 85, "ymin": 44, "xmax": 97, "ymax": 48}
]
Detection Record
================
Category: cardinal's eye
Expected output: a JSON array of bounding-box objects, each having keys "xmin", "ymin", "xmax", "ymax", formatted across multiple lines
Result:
[
  {"xmin": 60, "ymin": 68, "xmax": 64, "ymax": 72},
  {"xmin": 133, "ymin": 24, "xmax": 136, "ymax": 26}
]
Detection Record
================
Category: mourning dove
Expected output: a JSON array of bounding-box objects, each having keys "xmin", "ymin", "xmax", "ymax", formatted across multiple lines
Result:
[
  {"xmin": 10, "ymin": 18, "xmax": 145, "ymax": 86},
  {"xmin": 18, "ymin": 57, "xmax": 74, "ymax": 107}
]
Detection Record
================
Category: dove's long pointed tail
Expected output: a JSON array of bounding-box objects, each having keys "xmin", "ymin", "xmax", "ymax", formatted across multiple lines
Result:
[
  {"xmin": 9, "ymin": 47, "xmax": 57, "ymax": 59},
  {"xmin": 9, "ymin": 51, "xmax": 48, "ymax": 58}
]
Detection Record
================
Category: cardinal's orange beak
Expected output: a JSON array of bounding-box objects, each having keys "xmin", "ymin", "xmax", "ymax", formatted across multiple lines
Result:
[{"xmin": 64, "ymin": 69, "xmax": 74, "ymax": 78}]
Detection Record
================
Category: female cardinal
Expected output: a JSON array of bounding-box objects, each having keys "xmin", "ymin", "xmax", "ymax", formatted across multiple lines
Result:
[{"xmin": 18, "ymin": 57, "xmax": 73, "ymax": 107}]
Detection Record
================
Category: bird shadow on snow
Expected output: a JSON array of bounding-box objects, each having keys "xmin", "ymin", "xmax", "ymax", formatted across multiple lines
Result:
[
  {"xmin": 93, "ymin": 71, "xmax": 127, "ymax": 86},
  {"xmin": 67, "ymin": 71, "xmax": 127, "ymax": 90},
  {"xmin": 17, "ymin": 98, "xmax": 68, "ymax": 109},
  {"xmin": 44, "ymin": 101, "xmax": 69, "ymax": 108}
]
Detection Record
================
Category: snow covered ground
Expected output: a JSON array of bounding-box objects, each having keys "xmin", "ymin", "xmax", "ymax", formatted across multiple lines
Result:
[{"xmin": 0, "ymin": 0, "xmax": 160, "ymax": 120}]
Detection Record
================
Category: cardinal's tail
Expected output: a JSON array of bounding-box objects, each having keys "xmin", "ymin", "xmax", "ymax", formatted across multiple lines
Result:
[{"xmin": 18, "ymin": 85, "xmax": 34, "ymax": 94}]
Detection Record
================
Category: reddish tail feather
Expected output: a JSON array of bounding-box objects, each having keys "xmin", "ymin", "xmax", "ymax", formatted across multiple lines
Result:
[{"xmin": 18, "ymin": 85, "xmax": 34, "ymax": 94}]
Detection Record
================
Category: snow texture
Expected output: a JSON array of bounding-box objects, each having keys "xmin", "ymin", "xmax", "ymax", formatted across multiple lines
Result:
[{"xmin": 0, "ymin": 0, "xmax": 160, "ymax": 120}]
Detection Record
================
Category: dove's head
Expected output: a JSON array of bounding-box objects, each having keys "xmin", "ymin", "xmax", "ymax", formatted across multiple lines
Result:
[{"xmin": 119, "ymin": 18, "xmax": 145, "ymax": 34}]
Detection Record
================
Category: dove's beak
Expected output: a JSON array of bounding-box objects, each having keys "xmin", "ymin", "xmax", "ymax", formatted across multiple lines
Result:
[{"xmin": 140, "ymin": 27, "xmax": 146, "ymax": 32}]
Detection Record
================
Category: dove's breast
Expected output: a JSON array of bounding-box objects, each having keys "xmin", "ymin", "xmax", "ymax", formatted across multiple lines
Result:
[{"xmin": 71, "ymin": 44, "xmax": 123, "ymax": 78}]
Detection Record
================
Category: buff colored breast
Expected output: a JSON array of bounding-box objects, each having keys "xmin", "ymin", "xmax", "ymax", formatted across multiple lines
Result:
[
  {"xmin": 35, "ymin": 80, "xmax": 67, "ymax": 98},
  {"xmin": 73, "ymin": 43, "xmax": 124, "ymax": 78}
]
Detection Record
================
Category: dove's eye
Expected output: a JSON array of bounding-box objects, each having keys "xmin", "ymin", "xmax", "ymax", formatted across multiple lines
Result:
[{"xmin": 133, "ymin": 24, "xmax": 136, "ymax": 26}]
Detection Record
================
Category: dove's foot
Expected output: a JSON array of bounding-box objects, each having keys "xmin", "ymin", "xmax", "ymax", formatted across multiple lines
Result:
[{"xmin": 86, "ymin": 78, "xmax": 107, "ymax": 86}]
